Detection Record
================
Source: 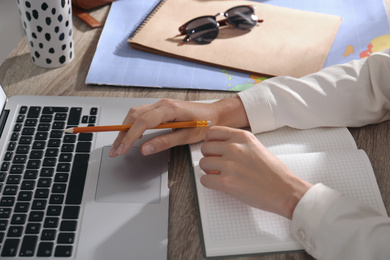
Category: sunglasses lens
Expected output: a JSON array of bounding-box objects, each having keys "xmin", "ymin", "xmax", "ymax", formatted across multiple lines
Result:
[
  {"xmin": 186, "ymin": 17, "xmax": 219, "ymax": 44},
  {"xmin": 226, "ymin": 6, "xmax": 257, "ymax": 30}
]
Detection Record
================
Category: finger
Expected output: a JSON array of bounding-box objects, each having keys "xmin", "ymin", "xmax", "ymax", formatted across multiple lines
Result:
[
  {"xmin": 200, "ymin": 140, "xmax": 227, "ymax": 157},
  {"xmin": 200, "ymin": 174, "xmax": 224, "ymax": 191},
  {"xmin": 199, "ymin": 156, "xmax": 227, "ymax": 175},
  {"xmin": 204, "ymin": 126, "xmax": 236, "ymax": 142},
  {"xmin": 109, "ymin": 131, "xmax": 127, "ymax": 157},
  {"xmin": 113, "ymin": 102, "xmax": 180, "ymax": 156},
  {"xmin": 141, "ymin": 128, "xmax": 207, "ymax": 155}
]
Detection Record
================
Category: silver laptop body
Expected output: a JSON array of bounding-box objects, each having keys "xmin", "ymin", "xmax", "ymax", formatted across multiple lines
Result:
[{"xmin": 0, "ymin": 85, "xmax": 169, "ymax": 259}]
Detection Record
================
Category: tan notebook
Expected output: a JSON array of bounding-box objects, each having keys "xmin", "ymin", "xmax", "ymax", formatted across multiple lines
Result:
[{"xmin": 128, "ymin": 0, "xmax": 342, "ymax": 78}]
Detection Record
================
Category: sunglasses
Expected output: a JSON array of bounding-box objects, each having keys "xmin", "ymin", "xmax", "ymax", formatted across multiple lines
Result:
[{"xmin": 178, "ymin": 5, "xmax": 263, "ymax": 45}]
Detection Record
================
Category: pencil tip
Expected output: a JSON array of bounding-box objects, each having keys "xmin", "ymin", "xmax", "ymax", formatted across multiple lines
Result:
[
  {"xmin": 207, "ymin": 121, "xmax": 212, "ymax": 126},
  {"xmin": 63, "ymin": 128, "xmax": 73, "ymax": 133}
]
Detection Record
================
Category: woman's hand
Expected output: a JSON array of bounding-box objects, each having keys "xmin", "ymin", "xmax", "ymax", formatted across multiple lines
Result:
[
  {"xmin": 199, "ymin": 126, "xmax": 312, "ymax": 219},
  {"xmin": 109, "ymin": 96, "xmax": 249, "ymax": 157}
]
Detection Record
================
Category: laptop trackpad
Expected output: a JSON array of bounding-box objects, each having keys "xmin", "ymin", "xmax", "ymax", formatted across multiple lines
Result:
[{"xmin": 95, "ymin": 146, "xmax": 162, "ymax": 203}]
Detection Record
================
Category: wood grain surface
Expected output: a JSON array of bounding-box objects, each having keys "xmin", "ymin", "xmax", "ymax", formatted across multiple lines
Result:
[{"xmin": 0, "ymin": 2, "xmax": 389, "ymax": 260}]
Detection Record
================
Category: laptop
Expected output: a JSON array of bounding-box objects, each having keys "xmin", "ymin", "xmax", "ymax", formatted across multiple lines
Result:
[{"xmin": 0, "ymin": 85, "xmax": 170, "ymax": 259}]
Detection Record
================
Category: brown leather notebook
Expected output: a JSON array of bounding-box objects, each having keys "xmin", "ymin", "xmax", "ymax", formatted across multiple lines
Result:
[{"xmin": 128, "ymin": 0, "xmax": 342, "ymax": 77}]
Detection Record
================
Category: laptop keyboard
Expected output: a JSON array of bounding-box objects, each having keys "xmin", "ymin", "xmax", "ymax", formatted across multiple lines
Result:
[{"xmin": 0, "ymin": 106, "xmax": 97, "ymax": 257}]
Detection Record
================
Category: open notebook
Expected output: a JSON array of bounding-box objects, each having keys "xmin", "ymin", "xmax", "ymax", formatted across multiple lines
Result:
[{"xmin": 189, "ymin": 127, "xmax": 387, "ymax": 258}]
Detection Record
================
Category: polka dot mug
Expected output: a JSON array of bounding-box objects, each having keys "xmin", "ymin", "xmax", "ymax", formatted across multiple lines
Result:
[{"xmin": 17, "ymin": 0, "xmax": 74, "ymax": 68}]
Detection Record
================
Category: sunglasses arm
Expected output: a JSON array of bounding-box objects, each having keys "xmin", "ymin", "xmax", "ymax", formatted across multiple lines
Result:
[{"xmin": 218, "ymin": 18, "xmax": 264, "ymax": 27}]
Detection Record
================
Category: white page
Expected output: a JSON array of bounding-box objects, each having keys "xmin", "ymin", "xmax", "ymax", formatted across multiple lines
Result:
[{"xmin": 257, "ymin": 127, "xmax": 357, "ymax": 155}]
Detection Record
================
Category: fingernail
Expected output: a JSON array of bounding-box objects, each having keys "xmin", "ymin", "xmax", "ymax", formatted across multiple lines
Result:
[
  {"xmin": 142, "ymin": 144, "xmax": 155, "ymax": 155},
  {"xmin": 116, "ymin": 144, "xmax": 124, "ymax": 155},
  {"xmin": 108, "ymin": 146, "xmax": 116, "ymax": 157}
]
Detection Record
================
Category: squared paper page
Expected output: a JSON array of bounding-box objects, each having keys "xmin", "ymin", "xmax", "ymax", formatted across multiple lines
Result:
[
  {"xmin": 190, "ymin": 128, "xmax": 386, "ymax": 257},
  {"xmin": 256, "ymin": 127, "xmax": 357, "ymax": 155}
]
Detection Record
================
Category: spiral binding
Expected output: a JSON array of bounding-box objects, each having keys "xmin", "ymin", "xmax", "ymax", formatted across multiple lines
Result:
[{"xmin": 129, "ymin": 0, "xmax": 167, "ymax": 40}]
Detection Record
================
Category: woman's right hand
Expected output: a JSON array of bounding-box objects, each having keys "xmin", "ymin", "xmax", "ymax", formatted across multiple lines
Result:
[{"xmin": 109, "ymin": 96, "xmax": 249, "ymax": 157}]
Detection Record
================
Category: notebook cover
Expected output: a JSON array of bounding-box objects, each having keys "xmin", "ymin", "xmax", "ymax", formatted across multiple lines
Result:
[{"xmin": 128, "ymin": 0, "xmax": 342, "ymax": 78}]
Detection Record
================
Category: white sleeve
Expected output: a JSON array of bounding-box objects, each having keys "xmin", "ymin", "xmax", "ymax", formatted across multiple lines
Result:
[
  {"xmin": 238, "ymin": 48, "xmax": 390, "ymax": 134},
  {"xmin": 291, "ymin": 184, "xmax": 390, "ymax": 260}
]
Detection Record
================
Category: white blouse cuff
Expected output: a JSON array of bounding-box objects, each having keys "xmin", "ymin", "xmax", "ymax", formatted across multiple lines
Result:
[
  {"xmin": 237, "ymin": 84, "xmax": 277, "ymax": 134},
  {"xmin": 290, "ymin": 183, "xmax": 342, "ymax": 256}
]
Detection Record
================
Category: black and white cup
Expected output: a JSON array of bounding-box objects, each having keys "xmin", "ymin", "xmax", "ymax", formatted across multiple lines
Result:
[{"xmin": 17, "ymin": 0, "xmax": 74, "ymax": 68}]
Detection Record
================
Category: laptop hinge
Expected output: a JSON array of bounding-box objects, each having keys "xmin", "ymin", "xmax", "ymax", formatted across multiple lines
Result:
[{"xmin": 0, "ymin": 109, "xmax": 9, "ymax": 139}]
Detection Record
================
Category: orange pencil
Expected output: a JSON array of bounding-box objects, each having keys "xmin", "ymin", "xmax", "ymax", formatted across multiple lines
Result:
[{"xmin": 64, "ymin": 120, "xmax": 211, "ymax": 134}]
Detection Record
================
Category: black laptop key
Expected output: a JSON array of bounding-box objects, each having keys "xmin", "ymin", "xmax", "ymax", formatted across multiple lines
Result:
[
  {"xmin": 42, "ymin": 107, "xmax": 68, "ymax": 114},
  {"xmin": 10, "ymin": 132, "xmax": 19, "ymax": 141},
  {"xmin": 25, "ymin": 223, "xmax": 41, "ymax": 234},
  {"xmin": 21, "ymin": 127, "xmax": 35, "ymax": 135},
  {"xmin": 18, "ymin": 191, "xmax": 33, "ymax": 201},
  {"xmin": 19, "ymin": 235, "xmax": 38, "ymax": 257},
  {"xmin": 1, "ymin": 238, "xmax": 20, "ymax": 256},
  {"xmin": 28, "ymin": 211, "xmax": 44, "ymax": 222},
  {"xmin": 19, "ymin": 106, "xmax": 28, "ymax": 114},
  {"xmin": 54, "ymin": 113, "xmax": 67, "ymax": 121},
  {"xmin": 30, "ymin": 151, "xmax": 43, "ymax": 160},
  {"xmin": 61, "ymin": 144, "xmax": 74, "ymax": 153},
  {"xmin": 24, "ymin": 168, "xmax": 38, "ymax": 179},
  {"xmin": 15, "ymin": 145, "xmax": 29, "ymax": 154},
  {"xmin": 37, "ymin": 242, "xmax": 54, "ymax": 256},
  {"xmin": 44, "ymin": 217, "xmax": 59, "ymax": 228},
  {"xmin": 4, "ymin": 152, "xmax": 14, "ymax": 161},
  {"xmin": 7, "ymin": 226, "xmax": 24, "ymax": 237},
  {"xmin": 66, "ymin": 154, "xmax": 89, "ymax": 204},
  {"xmin": 50, "ymin": 130, "xmax": 63, "ymax": 139},
  {"xmin": 25, "ymin": 119, "xmax": 38, "ymax": 126},
  {"xmin": 37, "ymin": 123, "xmax": 50, "ymax": 132},
  {"xmin": 16, "ymin": 115, "xmax": 25, "ymax": 122},
  {"xmin": 55, "ymin": 245, "xmax": 72, "ymax": 257},
  {"xmin": 52, "ymin": 122, "xmax": 65, "ymax": 130},
  {"xmin": 62, "ymin": 206, "xmax": 80, "ymax": 219},
  {"xmin": 35, "ymin": 132, "xmax": 48, "ymax": 140},
  {"xmin": 60, "ymin": 221, "xmax": 77, "ymax": 231},
  {"xmin": 27, "ymin": 107, "xmax": 41, "ymax": 119},
  {"xmin": 14, "ymin": 202, "xmax": 30, "ymax": 213},
  {"xmin": 76, "ymin": 142, "xmax": 91, "ymax": 153},
  {"xmin": 40, "ymin": 115, "xmax": 53, "ymax": 122},
  {"xmin": 78, "ymin": 133, "xmax": 93, "ymax": 141},
  {"xmin": 1, "ymin": 161, "xmax": 10, "ymax": 171},
  {"xmin": 67, "ymin": 107, "xmax": 82, "ymax": 125},
  {"xmin": 11, "ymin": 214, "xmax": 26, "ymax": 225},
  {"xmin": 47, "ymin": 206, "xmax": 62, "ymax": 216},
  {"xmin": 7, "ymin": 175, "xmax": 21, "ymax": 185},
  {"xmin": 12, "ymin": 154, "xmax": 27, "ymax": 164},
  {"xmin": 13, "ymin": 123, "xmax": 22, "ymax": 132},
  {"xmin": 0, "ymin": 208, "xmax": 12, "ymax": 218},
  {"xmin": 41, "ymin": 229, "xmax": 57, "ymax": 241},
  {"xmin": 57, "ymin": 233, "xmax": 75, "ymax": 244},
  {"xmin": 0, "ymin": 220, "xmax": 7, "ymax": 230},
  {"xmin": 0, "ymin": 197, "xmax": 15, "ymax": 206},
  {"xmin": 10, "ymin": 165, "xmax": 24, "ymax": 174},
  {"xmin": 7, "ymin": 142, "xmax": 16, "ymax": 151},
  {"xmin": 90, "ymin": 107, "xmax": 98, "ymax": 115},
  {"xmin": 19, "ymin": 136, "xmax": 32, "ymax": 144}
]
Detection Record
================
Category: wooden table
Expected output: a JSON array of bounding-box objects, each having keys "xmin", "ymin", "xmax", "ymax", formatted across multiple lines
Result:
[{"xmin": 0, "ymin": 4, "xmax": 389, "ymax": 260}]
